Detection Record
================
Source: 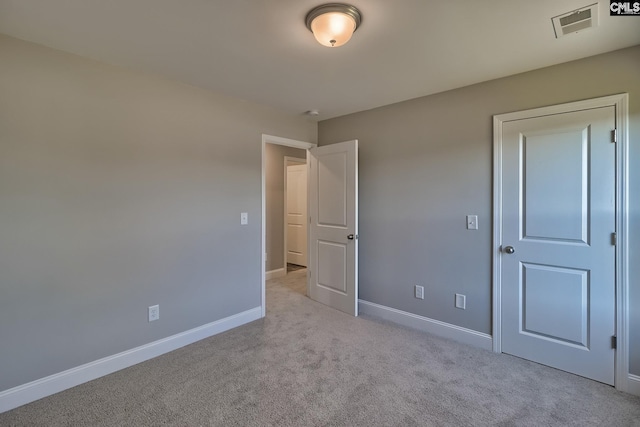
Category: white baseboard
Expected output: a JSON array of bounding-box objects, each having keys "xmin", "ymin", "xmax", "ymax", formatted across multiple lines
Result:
[
  {"xmin": 627, "ymin": 374, "xmax": 640, "ymax": 396},
  {"xmin": 359, "ymin": 300, "xmax": 493, "ymax": 351},
  {"xmin": 266, "ymin": 268, "xmax": 286, "ymax": 280},
  {"xmin": 0, "ymin": 306, "xmax": 262, "ymax": 414}
]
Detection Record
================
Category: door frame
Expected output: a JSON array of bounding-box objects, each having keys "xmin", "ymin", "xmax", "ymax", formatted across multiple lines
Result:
[
  {"xmin": 492, "ymin": 93, "xmax": 630, "ymax": 392},
  {"xmin": 284, "ymin": 157, "xmax": 307, "ymax": 269},
  {"xmin": 261, "ymin": 134, "xmax": 316, "ymax": 318}
]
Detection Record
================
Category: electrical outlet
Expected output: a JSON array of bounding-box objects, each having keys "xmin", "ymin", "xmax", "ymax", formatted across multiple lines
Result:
[
  {"xmin": 455, "ymin": 294, "xmax": 466, "ymax": 310},
  {"xmin": 148, "ymin": 305, "xmax": 159, "ymax": 322},
  {"xmin": 415, "ymin": 285, "xmax": 424, "ymax": 300}
]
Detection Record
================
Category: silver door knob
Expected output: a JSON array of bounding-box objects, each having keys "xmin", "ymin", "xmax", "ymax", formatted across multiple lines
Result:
[
  {"xmin": 347, "ymin": 234, "xmax": 354, "ymax": 240},
  {"xmin": 504, "ymin": 246, "xmax": 515, "ymax": 254}
]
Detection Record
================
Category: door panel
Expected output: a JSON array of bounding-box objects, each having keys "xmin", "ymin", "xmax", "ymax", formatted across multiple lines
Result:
[
  {"xmin": 501, "ymin": 106, "xmax": 615, "ymax": 385},
  {"xmin": 309, "ymin": 140, "xmax": 358, "ymax": 316},
  {"xmin": 318, "ymin": 153, "xmax": 347, "ymax": 226},
  {"xmin": 317, "ymin": 241, "xmax": 347, "ymax": 293},
  {"xmin": 286, "ymin": 164, "xmax": 307, "ymax": 266},
  {"xmin": 522, "ymin": 130, "xmax": 588, "ymax": 243},
  {"xmin": 521, "ymin": 263, "xmax": 589, "ymax": 347}
]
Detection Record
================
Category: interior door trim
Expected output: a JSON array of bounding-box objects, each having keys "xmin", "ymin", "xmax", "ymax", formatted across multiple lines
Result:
[{"xmin": 492, "ymin": 94, "xmax": 630, "ymax": 392}]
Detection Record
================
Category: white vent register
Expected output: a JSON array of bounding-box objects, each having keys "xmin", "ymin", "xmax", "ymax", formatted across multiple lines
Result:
[{"xmin": 552, "ymin": 3, "xmax": 598, "ymax": 38}]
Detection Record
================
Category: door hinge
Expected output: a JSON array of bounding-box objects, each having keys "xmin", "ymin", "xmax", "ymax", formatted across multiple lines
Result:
[
  {"xmin": 611, "ymin": 336, "xmax": 617, "ymax": 349},
  {"xmin": 611, "ymin": 232, "xmax": 617, "ymax": 246},
  {"xmin": 611, "ymin": 129, "xmax": 617, "ymax": 143}
]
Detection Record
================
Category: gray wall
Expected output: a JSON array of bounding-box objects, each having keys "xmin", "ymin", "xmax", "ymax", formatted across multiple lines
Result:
[
  {"xmin": 265, "ymin": 143, "xmax": 306, "ymax": 272},
  {"xmin": 319, "ymin": 46, "xmax": 640, "ymax": 375},
  {"xmin": 0, "ymin": 34, "xmax": 316, "ymax": 391}
]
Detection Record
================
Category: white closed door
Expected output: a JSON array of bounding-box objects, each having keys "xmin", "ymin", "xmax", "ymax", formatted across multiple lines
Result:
[
  {"xmin": 500, "ymin": 106, "xmax": 616, "ymax": 384},
  {"xmin": 286, "ymin": 164, "xmax": 307, "ymax": 266},
  {"xmin": 308, "ymin": 140, "xmax": 358, "ymax": 316}
]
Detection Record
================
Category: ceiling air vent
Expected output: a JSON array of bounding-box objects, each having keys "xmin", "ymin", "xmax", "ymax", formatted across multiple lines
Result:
[{"xmin": 552, "ymin": 3, "xmax": 599, "ymax": 38}]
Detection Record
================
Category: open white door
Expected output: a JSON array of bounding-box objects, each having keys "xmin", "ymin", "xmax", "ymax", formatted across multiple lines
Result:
[{"xmin": 308, "ymin": 140, "xmax": 358, "ymax": 316}]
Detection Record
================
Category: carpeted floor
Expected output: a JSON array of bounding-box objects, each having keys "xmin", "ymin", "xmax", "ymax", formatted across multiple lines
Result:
[
  {"xmin": 282, "ymin": 266, "xmax": 308, "ymax": 294},
  {"xmin": 1, "ymin": 269, "xmax": 639, "ymax": 426}
]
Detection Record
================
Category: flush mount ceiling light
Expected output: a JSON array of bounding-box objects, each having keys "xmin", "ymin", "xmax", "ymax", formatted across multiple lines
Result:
[{"xmin": 305, "ymin": 3, "xmax": 362, "ymax": 47}]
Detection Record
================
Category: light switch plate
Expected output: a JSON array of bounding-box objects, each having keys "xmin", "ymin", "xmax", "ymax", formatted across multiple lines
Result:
[
  {"xmin": 241, "ymin": 212, "xmax": 248, "ymax": 225},
  {"xmin": 466, "ymin": 215, "xmax": 478, "ymax": 230},
  {"xmin": 455, "ymin": 294, "xmax": 466, "ymax": 309}
]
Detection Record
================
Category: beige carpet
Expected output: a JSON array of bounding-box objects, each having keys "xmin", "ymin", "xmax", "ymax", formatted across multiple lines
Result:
[{"xmin": 1, "ymin": 269, "xmax": 639, "ymax": 426}]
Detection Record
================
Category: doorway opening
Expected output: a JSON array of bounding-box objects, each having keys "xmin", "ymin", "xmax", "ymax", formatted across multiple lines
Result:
[{"xmin": 261, "ymin": 135, "xmax": 315, "ymax": 317}]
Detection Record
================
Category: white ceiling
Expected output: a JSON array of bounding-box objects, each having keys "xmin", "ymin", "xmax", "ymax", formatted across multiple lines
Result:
[{"xmin": 1, "ymin": 0, "xmax": 638, "ymax": 120}]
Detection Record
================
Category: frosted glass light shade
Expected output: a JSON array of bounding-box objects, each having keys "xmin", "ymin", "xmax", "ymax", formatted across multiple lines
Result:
[
  {"xmin": 305, "ymin": 4, "xmax": 362, "ymax": 48},
  {"xmin": 310, "ymin": 12, "xmax": 356, "ymax": 47}
]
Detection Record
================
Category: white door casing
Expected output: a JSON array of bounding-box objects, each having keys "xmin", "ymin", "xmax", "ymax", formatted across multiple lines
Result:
[
  {"xmin": 308, "ymin": 140, "xmax": 358, "ymax": 316},
  {"xmin": 493, "ymin": 94, "xmax": 630, "ymax": 391},
  {"xmin": 286, "ymin": 163, "xmax": 307, "ymax": 266}
]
